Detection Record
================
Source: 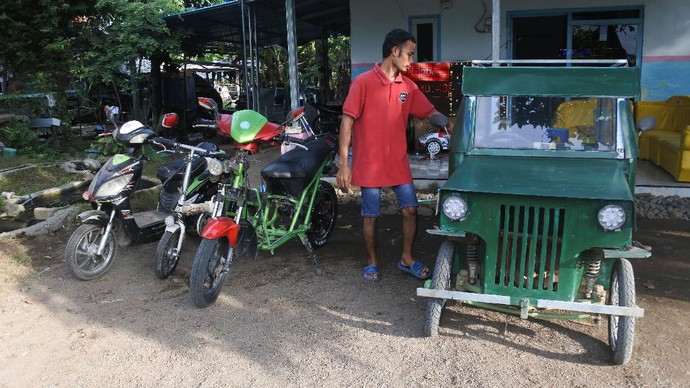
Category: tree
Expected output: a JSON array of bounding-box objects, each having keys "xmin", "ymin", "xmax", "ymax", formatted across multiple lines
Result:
[
  {"xmin": 0, "ymin": 0, "xmax": 97, "ymax": 92},
  {"xmin": 72, "ymin": 0, "xmax": 189, "ymax": 121}
]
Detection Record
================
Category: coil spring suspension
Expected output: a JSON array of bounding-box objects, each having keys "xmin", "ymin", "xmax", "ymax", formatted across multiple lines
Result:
[
  {"xmin": 584, "ymin": 257, "xmax": 602, "ymax": 298},
  {"xmin": 467, "ymin": 241, "xmax": 480, "ymax": 285}
]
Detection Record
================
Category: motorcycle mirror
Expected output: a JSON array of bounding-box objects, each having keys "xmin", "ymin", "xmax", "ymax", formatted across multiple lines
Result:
[
  {"xmin": 160, "ymin": 112, "xmax": 179, "ymax": 129},
  {"xmin": 635, "ymin": 116, "xmax": 656, "ymax": 133},
  {"xmin": 198, "ymin": 97, "xmax": 218, "ymax": 111},
  {"xmin": 429, "ymin": 113, "xmax": 450, "ymax": 129}
]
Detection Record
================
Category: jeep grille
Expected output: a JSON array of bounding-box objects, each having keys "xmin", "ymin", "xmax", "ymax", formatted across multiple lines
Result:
[{"xmin": 495, "ymin": 204, "xmax": 565, "ymax": 292}]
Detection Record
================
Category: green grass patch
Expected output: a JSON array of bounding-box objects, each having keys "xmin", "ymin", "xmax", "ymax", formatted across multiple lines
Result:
[{"xmin": 0, "ymin": 166, "xmax": 84, "ymax": 196}]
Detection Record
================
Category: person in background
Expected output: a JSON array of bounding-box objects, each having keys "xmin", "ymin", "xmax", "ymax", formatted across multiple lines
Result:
[{"xmin": 336, "ymin": 28, "xmax": 449, "ymax": 282}]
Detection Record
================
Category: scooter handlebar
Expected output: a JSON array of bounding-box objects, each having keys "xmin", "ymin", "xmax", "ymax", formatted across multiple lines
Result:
[{"xmin": 150, "ymin": 136, "xmax": 177, "ymax": 149}]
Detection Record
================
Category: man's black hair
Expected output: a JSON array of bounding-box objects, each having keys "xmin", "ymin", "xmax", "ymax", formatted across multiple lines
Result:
[{"xmin": 382, "ymin": 29, "xmax": 416, "ymax": 59}]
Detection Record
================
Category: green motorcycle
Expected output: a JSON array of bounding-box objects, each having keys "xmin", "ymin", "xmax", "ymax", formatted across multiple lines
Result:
[{"xmin": 188, "ymin": 107, "xmax": 338, "ymax": 307}]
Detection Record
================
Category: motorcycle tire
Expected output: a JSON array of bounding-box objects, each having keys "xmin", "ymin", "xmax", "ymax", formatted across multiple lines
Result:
[
  {"xmin": 64, "ymin": 224, "xmax": 118, "ymax": 281},
  {"xmin": 189, "ymin": 237, "xmax": 232, "ymax": 308},
  {"xmin": 307, "ymin": 181, "xmax": 338, "ymax": 248},
  {"xmin": 154, "ymin": 230, "xmax": 182, "ymax": 279}
]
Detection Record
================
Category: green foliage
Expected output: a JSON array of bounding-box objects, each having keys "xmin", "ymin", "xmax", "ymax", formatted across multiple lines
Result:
[
  {"xmin": 90, "ymin": 135, "xmax": 125, "ymax": 156},
  {"xmin": 0, "ymin": 120, "xmax": 39, "ymax": 153},
  {"xmin": 255, "ymin": 35, "xmax": 351, "ymax": 102},
  {"xmin": 72, "ymin": 0, "xmax": 185, "ymax": 89}
]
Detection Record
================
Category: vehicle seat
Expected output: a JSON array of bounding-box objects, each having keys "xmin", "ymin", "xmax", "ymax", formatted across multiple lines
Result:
[
  {"xmin": 552, "ymin": 99, "xmax": 596, "ymax": 139},
  {"xmin": 261, "ymin": 138, "xmax": 334, "ymax": 197}
]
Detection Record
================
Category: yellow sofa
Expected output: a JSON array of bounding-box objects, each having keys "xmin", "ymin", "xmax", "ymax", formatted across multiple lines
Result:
[{"xmin": 636, "ymin": 96, "xmax": 690, "ymax": 182}]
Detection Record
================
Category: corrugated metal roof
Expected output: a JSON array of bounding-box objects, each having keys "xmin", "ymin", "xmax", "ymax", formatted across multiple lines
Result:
[{"xmin": 165, "ymin": 0, "xmax": 349, "ymax": 54}]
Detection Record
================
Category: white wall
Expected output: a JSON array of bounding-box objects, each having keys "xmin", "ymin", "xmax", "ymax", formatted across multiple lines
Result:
[
  {"xmin": 350, "ymin": 0, "xmax": 493, "ymax": 64},
  {"xmin": 502, "ymin": 0, "xmax": 690, "ymax": 58},
  {"xmin": 351, "ymin": 0, "xmax": 690, "ymax": 62},
  {"xmin": 349, "ymin": 0, "xmax": 690, "ymax": 99}
]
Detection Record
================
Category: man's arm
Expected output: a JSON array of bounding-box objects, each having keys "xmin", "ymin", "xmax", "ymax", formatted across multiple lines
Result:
[{"xmin": 336, "ymin": 114, "xmax": 355, "ymax": 192}]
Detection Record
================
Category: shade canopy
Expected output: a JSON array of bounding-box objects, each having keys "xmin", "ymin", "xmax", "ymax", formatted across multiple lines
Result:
[{"xmin": 164, "ymin": 0, "xmax": 350, "ymax": 54}]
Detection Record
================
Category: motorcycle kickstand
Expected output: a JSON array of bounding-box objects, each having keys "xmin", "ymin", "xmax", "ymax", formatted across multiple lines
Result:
[{"xmin": 299, "ymin": 234, "xmax": 324, "ymax": 276}]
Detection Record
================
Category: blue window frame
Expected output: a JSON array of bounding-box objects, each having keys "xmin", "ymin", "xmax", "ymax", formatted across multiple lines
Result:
[{"xmin": 507, "ymin": 6, "xmax": 644, "ymax": 67}]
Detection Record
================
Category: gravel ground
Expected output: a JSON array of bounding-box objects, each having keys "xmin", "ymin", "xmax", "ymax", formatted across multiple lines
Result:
[{"xmin": 0, "ymin": 193, "xmax": 689, "ymax": 387}]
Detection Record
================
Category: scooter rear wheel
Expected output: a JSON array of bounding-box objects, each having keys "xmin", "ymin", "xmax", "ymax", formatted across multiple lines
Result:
[
  {"xmin": 64, "ymin": 224, "xmax": 118, "ymax": 280},
  {"xmin": 307, "ymin": 181, "xmax": 338, "ymax": 248},
  {"xmin": 189, "ymin": 237, "xmax": 232, "ymax": 308},
  {"xmin": 154, "ymin": 230, "xmax": 181, "ymax": 279}
]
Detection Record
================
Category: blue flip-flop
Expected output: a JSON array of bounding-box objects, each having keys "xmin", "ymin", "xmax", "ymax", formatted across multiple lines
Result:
[
  {"xmin": 362, "ymin": 265, "xmax": 380, "ymax": 281},
  {"xmin": 398, "ymin": 260, "xmax": 431, "ymax": 280}
]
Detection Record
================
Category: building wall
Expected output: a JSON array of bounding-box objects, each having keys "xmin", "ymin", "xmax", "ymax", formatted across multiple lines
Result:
[{"xmin": 349, "ymin": 0, "xmax": 690, "ymax": 100}]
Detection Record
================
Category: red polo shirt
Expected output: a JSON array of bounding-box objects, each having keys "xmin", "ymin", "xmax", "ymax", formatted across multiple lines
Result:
[{"xmin": 343, "ymin": 64, "xmax": 435, "ymax": 187}]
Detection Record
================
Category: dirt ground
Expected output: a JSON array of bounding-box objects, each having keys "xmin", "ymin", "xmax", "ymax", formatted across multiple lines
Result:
[{"xmin": 0, "ymin": 200, "xmax": 689, "ymax": 387}]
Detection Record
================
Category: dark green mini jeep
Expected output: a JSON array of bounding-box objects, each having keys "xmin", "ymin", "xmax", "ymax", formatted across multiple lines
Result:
[{"xmin": 418, "ymin": 60, "xmax": 650, "ymax": 365}]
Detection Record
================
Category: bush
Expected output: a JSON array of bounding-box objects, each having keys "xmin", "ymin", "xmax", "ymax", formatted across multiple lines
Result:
[{"xmin": 0, "ymin": 120, "xmax": 39, "ymax": 154}]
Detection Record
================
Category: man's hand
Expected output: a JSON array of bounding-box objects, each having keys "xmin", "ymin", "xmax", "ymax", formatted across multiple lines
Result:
[
  {"xmin": 337, "ymin": 114, "xmax": 355, "ymax": 194},
  {"xmin": 337, "ymin": 163, "xmax": 352, "ymax": 193}
]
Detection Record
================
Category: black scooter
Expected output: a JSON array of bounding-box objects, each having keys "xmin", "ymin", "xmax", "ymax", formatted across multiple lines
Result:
[{"xmin": 64, "ymin": 118, "xmax": 224, "ymax": 280}]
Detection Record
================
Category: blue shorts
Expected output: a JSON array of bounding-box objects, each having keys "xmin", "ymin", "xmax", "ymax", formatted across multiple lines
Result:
[{"xmin": 361, "ymin": 183, "xmax": 419, "ymax": 217}]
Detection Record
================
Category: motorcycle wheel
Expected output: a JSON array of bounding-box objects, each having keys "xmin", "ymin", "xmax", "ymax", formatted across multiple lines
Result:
[
  {"xmin": 64, "ymin": 224, "xmax": 118, "ymax": 280},
  {"xmin": 189, "ymin": 237, "xmax": 232, "ymax": 308},
  {"xmin": 154, "ymin": 230, "xmax": 182, "ymax": 279},
  {"xmin": 307, "ymin": 181, "xmax": 338, "ymax": 248}
]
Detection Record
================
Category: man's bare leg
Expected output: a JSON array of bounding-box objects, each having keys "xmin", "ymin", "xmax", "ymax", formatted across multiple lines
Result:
[
  {"xmin": 363, "ymin": 217, "xmax": 378, "ymax": 279},
  {"xmin": 400, "ymin": 207, "xmax": 428, "ymax": 277}
]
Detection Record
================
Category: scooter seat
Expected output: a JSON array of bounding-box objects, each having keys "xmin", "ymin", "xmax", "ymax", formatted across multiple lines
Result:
[
  {"xmin": 156, "ymin": 156, "xmax": 207, "ymax": 186},
  {"xmin": 261, "ymin": 139, "xmax": 334, "ymax": 197},
  {"xmin": 261, "ymin": 139, "xmax": 332, "ymax": 180}
]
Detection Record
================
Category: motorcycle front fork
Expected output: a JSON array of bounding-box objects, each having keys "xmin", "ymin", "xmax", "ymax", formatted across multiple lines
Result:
[{"xmin": 97, "ymin": 210, "xmax": 117, "ymax": 256}]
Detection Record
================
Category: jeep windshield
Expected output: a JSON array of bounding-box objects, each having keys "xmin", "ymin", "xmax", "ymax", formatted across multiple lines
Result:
[{"xmin": 473, "ymin": 96, "xmax": 618, "ymax": 151}]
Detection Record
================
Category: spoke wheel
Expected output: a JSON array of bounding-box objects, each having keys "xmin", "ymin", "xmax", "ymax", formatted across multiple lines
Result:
[
  {"xmin": 307, "ymin": 181, "xmax": 338, "ymax": 248},
  {"xmin": 425, "ymin": 240, "xmax": 454, "ymax": 337},
  {"xmin": 608, "ymin": 258, "xmax": 636, "ymax": 365},
  {"xmin": 154, "ymin": 230, "xmax": 182, "ymax": 279},
  {"xmin": 426, "ymin": 140, "xmax": 442, "ymax": 156},
  {"xmin": 64, "ymin": 224, "xmax": 117, "ymax": 280},
  {"xmin": 189, "ymin": 238, "xmax": 232, "ymax": 308}
]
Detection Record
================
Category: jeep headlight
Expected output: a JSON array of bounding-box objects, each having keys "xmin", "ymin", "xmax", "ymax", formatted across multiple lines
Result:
[
  {"xmin": 442, "ymin": 195, "xmax": 468, "ymax": 221},
  {"xmin": 598, "ymin": 205, "xmax": 626, "ymax": 231},
  {"xmin": 94, "ymin": 173, "xmax": 134, "ymax": 198}
]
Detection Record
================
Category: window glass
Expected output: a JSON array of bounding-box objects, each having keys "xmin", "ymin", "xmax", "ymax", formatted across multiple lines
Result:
[
  {"xmin": 473, "ymin": 96, "xmax": 617, "ymax": 151},
  {"xmin": 572, "ymin": 24, "xmax": 638, "ymax": 66},
  {"xmin": 572, "ymin": 9, "xmax": 640, "ymax": 20}
]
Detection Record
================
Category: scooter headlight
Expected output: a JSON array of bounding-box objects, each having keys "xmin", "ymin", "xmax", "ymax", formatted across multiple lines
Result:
[
  {"xmin": 442, "ymin": 195, "xmax": 468, "ymax": 221},
  {"xmin": 207, "ymin": 157, "xmax": 223, "ymax": 176},
  {"xmin": 94, "ymin": 173, "xmax": 134, "ymax": 198},
  {"xmin": 598, "ymin": 204, "xmax": 626, "ymax": 231}
]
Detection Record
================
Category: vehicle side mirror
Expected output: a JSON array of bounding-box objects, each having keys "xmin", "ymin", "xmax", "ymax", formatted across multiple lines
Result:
[
  {"xmin": 635, "ymin": 116, "xmax": 656, "ymax": 133},
  {"xmin": 429, "ymin": 113, "xmax": 450, "ymax": 129},
  {"xmin": 198, "ymin": 97, "xmax": 218, "ymax": 111}
]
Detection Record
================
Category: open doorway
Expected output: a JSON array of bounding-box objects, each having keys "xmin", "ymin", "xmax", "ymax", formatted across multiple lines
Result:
[{"xmin": 512, "ymin": 15, "xmax": 567, "ymax": 60}]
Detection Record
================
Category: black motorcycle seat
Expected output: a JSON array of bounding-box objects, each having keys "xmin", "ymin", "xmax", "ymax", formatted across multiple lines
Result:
[
  {"xmin": 260, "ymin": 139, "xmax": 333, "ymax": 181},
  {"xmin": 156, "ymin": 156, "xmax": 207, "ymax": 185}
]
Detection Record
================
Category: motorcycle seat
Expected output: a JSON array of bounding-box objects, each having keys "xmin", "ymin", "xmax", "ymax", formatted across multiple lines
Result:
[
  {"xmin": 156, "ymin": 156, "xmax": 208, "ymax": 187},
  {"xmin": 261, "ymin": 138, "xmax": 334, "ymax": 196}
]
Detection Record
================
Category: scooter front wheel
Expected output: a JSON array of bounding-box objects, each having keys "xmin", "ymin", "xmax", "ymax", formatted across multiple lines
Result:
[
  {"xmin": 64, "ymin": 224, "xmax": 118, "ymax": 280},
  {"xmin": 154, "ymin": 230, "xmax": 182, "ymax": 279},
  {"xmin": 189, "ymin": 237, "xmax": 232, "ymax": 308}
]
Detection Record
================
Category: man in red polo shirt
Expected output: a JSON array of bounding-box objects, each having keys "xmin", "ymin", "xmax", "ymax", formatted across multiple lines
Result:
[{"xmin": 337, "ymin": 29, "xmax": 447, "ymax": 281}]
